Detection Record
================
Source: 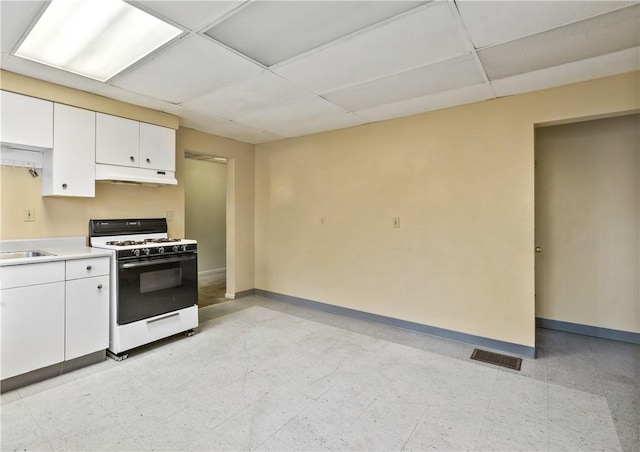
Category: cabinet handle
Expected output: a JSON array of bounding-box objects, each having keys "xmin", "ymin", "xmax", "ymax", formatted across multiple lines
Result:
[
  {"xmin": 62, "ymin": 183, "xmax": 68, "ymax": 189},
  {"xmin": 97, "ymin": 284, "xmax": 103, "ymax": 290},
  {"xmin": 130, "ymin": 156, "xmax": 135, "ymax": 162},
  {"xmin": 86, "ymin": 265, "xmax": 92, "ymax": 270}
]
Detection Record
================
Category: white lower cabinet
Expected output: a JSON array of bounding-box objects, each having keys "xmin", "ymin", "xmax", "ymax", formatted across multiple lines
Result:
[
  {"xmin": 0, "ymin": 256, "xmax": 110, "ymax": 381},
  {"xmin": 1, "ymin": 282, "xmax": 65, "ymax": 380},
  {"xmin": 65, "ymin": 258, "xmax": 109, "ymax": 360}
]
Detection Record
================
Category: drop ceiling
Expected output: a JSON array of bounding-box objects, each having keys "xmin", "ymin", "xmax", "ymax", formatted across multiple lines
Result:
[{"xmin": 1, "ymin": 1, "xmax": 638, "ymax": 144}]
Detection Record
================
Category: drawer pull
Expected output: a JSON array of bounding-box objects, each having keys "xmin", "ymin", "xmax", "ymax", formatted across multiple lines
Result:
[
  {"xmin": 86, "ymin": 265, "xmax": 92, "ymax": 270},
  {"xmin": 146, "ymin": 158, "xmax": 150, "ymax": 163},
  {"xmin": 62, "ymin": 183, "xmax": 68, "ymax": 189},
  {"xmin": 130, "ymin": 156, "xmax": 135, "ymax": 162},
  {"xmin": 97, "ymin": 284, "xmax": 103, "ymax": 290}
]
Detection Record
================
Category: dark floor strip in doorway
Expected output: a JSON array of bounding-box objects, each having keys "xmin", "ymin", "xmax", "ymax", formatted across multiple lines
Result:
[{"xmin": 470, "ymin": 348, "xmax": 522, "ymax": 371}]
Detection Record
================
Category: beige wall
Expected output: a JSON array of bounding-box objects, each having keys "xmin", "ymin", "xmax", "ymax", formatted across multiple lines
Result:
[
  {"xmin": 255, "ymin": 71, "xmax": 640, "ymax": 348},
  {"xmin": 185, "ymin": 158, "xmax": 227, "ymax": 272},
  {"xmin": 177, "ymin": 128, "xmax": 254, "ymax": 295},
  {"xmin": 0, "ymin": 70, "xmax": 177, "ymax": 128},
  {"xmin": 535, "ymin": 115, "xmax": 639, "ymax": 334}
]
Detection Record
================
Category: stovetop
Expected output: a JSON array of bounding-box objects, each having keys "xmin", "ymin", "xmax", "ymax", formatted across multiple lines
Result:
[
  {"xmin": 105, "ymin": 238, "xmax": 183, "ymax": 247},
  {"xmin": 89, "ymin": 218, "xmax": 196, "ymax": 259}
]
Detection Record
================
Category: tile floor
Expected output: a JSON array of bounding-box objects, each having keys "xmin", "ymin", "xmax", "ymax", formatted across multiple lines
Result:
[{"xmin": 1, "ymin": 295, "xmax": 638, "ymax": 451}]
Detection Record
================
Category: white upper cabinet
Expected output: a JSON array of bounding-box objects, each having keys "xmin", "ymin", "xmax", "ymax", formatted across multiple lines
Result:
[
  {"xmin": 96, "ymin": 112, "xmax": 175, "ymax": 173},
  {"xmin": 140, "ymin": 122, "xmax": 175, "ymax": 172},
  {"xmin": 0, "ymin": 91, "xmax": 53, "ymax": 149},
  {"xmin": 42, "ymin": 104, "xmax": 96, "ymax": 197},
  {"xmin": 95, "ymin": 113, "xmax": 139, "ymax": 167}
]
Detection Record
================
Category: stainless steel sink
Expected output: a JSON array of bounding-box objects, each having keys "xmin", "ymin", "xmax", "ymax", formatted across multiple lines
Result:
[{"xmin": 0, "ymin": 250, "xmax": 56, "ymax": 259}]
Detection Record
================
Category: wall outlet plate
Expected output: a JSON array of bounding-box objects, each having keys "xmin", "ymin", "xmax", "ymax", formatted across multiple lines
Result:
[
  {"xmin": 165, "ymin": 210, "xmax": 175, "ymax": 221},
  {"xmin": 23, "ymin": 208, "xmax": 35, "ymax": 222}
]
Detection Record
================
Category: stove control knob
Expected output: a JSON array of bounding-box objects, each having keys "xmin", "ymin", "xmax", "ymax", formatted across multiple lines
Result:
[
  {"xmin": 142, "ymin": 248, "xmax": 150, "ymax": 256},
  {"xmin": 133, "ymin": 249, "xmax": 141, "ymax": 257},
  {"xmin": 181, "ymin": 245, "xmax": 188, "ymax": 252},
  {"xmin": 172, "ymin": 245, "xmax": 179, "ymax": 252},
  {"xmin": 158, "ymin": 246, "xmax": 165, "ymax": 254}
]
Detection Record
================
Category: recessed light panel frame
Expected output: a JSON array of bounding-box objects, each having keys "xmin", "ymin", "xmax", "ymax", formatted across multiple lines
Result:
[{"xmin": 14, "ymin": 0, "xmax": 183, "ymax": 82}]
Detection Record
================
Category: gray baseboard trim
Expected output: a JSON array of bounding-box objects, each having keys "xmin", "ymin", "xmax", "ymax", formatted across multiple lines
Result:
[
  {"xmin": 1, "ymin": 350, "xmax": 106, "ymax": 393},
  {"xmin": 536, "ymin": 317, "xmax": 640, "ymax": 344},
  {"xmin": 199, "ymin": 268, "xmax": 226, "ymax": 278},
  {"xmin": 255, "ymin": 289, "xmax": 535, "ymax": 358},
  {"xmin": 235, "ymin": 289, "xmax": 255, "ymax": 299}
]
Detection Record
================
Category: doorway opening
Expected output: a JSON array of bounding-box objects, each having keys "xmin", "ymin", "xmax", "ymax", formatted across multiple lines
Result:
[
  {"xmin": 185, "ymin": 151, "xmax": 228, "ymax": 308},
  {"xmin": 534, "ymin": 114, "xmax": 639, "ymax": 342}
]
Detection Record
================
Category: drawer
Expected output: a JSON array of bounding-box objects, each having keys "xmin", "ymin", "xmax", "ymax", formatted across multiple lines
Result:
[
  {"xmin": 0, "ymin": 261, "xmax": 65, "ymax": 289},
  {"xmin": 66, "ymin": 257, "xmax": 110, "ymax": 280}
]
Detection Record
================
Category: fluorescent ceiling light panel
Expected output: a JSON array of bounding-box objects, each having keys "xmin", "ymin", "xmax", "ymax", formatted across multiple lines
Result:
[
  {"xmin": 14, "ymin": 0, "xmax": 182, "ymax": 81},
  {"xmin": 204, "ymin": 1, "xmax": 425, "ymax": 66}
]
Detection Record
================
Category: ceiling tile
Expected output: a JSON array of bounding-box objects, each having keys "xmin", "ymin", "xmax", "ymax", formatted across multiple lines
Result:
[
  {"xmin": 181, "ymin": 71, "xmax": 311, "ymax": 120},
  {"xmin": 491, "ymin": 46, "xmax": 640, "ymax": 98},
  {"xmin": 0, "ymin": 0, "xmax": 45, "ymax": 54},
  {"xmin": 97, "ymin": 84, "xmax": 183, "ymax": 115},
  {"xmin": 133, "ymin": 0, "xmax": 246, "ymax": 32},
  {"xmin": 204, "ymin": 1, "xmax": 425, "ymax": 66},
  {"xmin": 456, "ymin": 0, "xmax": 636, "ymax": 49},
  {"xmin": 110, "ymin": 34, "xmax": 263, "ymax": 104},
  {"xmin": 273, "ymin": 2, "xmax": 471, "ymax": 93},
  {"xmin": 324, "ymin": 54, "xmax": 485, "ymax": 112},
  {"xmin": 356, "ymin": 83, "xmax": 494, "ymax": 122},
  {"xmin": 180, "ymin": 111, "xmax": 285, "ymax": 144},
  {"xmin": 1, "ymin": 54, "xmax": 106, "ymax": 93},
  {"xmin": 234, "ymin": 95, "xmax": 352, "ymax": 131},
  {"xmin": 479, "ymin": 5, "xmax": 640, "ymax": 80},
  {"xmin": 266, "ymin": 112, "xmax": 367, "ymax": 138}
]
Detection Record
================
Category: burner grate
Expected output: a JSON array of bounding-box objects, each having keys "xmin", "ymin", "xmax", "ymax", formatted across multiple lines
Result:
[{"xmin": 144, "ymin": 238, "xmax": 181, "ymax": 244}]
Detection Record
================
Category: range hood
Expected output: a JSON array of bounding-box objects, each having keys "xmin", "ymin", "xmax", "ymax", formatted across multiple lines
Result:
[{"xmin": 95, "ymin": 164, "xmax": 177, "ymax": 186}]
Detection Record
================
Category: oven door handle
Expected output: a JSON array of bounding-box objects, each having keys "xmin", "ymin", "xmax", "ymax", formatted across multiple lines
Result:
[{"xmin": 119, "ymin": 255, "xmax": 196, "ymax": 269}]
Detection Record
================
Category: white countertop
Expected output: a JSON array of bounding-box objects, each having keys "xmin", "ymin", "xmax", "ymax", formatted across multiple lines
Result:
[{"xmin": 0, "ymin": 236, "xmax": 113, "ymax": 267}]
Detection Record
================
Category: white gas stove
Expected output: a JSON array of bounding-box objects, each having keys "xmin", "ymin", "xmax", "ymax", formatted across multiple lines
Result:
[{"xmin": 89, "ymin": 218, "xmax": 198, "ymax": 360}]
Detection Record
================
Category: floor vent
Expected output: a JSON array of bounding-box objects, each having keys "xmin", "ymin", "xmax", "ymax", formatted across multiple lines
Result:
[{"xmin": 470, "ymin": 349, "xmax": 522, "ymax": 371}]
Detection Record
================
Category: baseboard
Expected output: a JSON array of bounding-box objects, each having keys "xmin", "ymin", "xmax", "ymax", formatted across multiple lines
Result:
[
  {"xmin": 255, "ymin": 289, "xmax": 535, "ymax": 358},
  {"xmin": 224, "ymin": 289, "xmax": 254, "ymax": 300},
  {"xmin": 536, "ymin": 317, "xmax": 640, "ymax": 344},
  {"xmin": 1, "ymin": 350, "xmax": 106, "ymax": 393},
  {"xmin": 199, "ymin": 268, "xmax": 226, "ymax": 278}
]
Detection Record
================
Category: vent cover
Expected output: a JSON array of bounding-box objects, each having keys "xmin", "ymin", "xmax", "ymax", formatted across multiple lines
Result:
[{"xmin": 470, "ymin": 349, "xmax": 522, "ymax": 371}]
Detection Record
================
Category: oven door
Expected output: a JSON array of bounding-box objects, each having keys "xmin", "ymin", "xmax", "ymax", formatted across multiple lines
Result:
[{"xmin": 117, "ymin": 254, "xmax": 198, "ymax": 325}]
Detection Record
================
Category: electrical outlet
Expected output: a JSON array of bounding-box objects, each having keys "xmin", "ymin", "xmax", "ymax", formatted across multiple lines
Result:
[
  {"xmin": 165, "ymin": 210, "xmax": 175, "ymax": 221},
  {"xmin": 392, "ymin": 217, "xmax": 400, "ymax": 228},
  {"xmin": 320, "ymin": 216, "xmax": 326, "ymax": 226},
  {"xmin": 23, "ymin": 208, "xmax": 35, "ymax": 222}
]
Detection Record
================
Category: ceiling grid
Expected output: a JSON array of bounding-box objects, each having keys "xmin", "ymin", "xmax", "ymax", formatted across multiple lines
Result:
[{"xmin": 0, "ymin": 0, "xmax": 637, "ymax": 144}]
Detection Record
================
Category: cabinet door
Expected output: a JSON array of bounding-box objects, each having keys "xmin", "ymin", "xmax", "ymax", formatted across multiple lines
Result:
[
  {"xmin": 65, "ymin": 275, "xmax": 109, "ymax": 360},
  {"xmin": 95, "ymin": 113, "xmax": 139, "ymax": 167},
  {"xmin": 139, "ymin": 122, "xmax": 175, "ymax": 172},
  {"xmin": 0, "ymin": 91, "xmax": 53, "ymax": 149},
  {"xmin": 42, "ymin": 104, "xmax": 95, "ymax": 197},
  {"xmin": 1, "ymin": 282, "xmax": 65, "ymax": 379}
]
